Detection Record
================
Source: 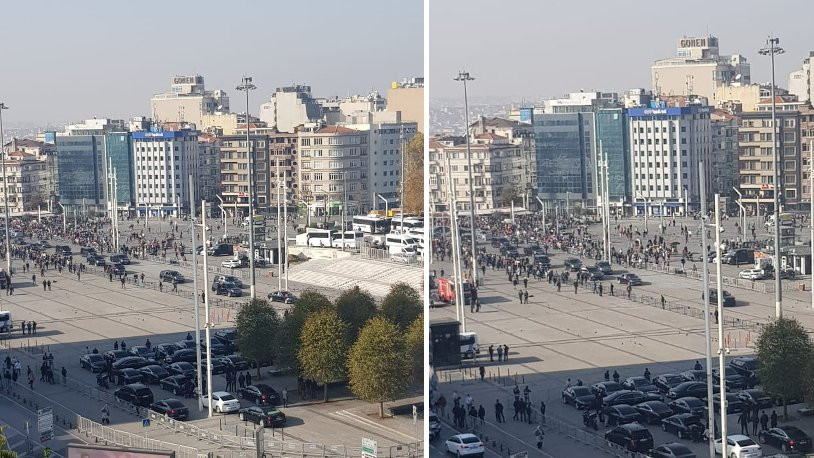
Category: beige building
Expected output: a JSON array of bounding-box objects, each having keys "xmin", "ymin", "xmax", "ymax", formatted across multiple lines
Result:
[
  {"xmin": 429, "ymin": 134, "xmax": 525, "ymax": 213},
  {"xmin": 789, "ymin": 52, "xmax": 814, "ymax": 103},
  {"xmin": 468, "ymin": 117, "xmax": 536, "ymax": 199},
  {"xmin": 219, "ymin": 132, "xmax": 271, "ymax": 215},
  {"xmin": 151, "ymin": 75, "xmax": 229, "ymax": 128},
  {"xmin": 387, "ymin": 78, "xmax": 424, "ymax": 132},
  {"xmin": 0, "ymin": 151, "xmax": 49, "ymax": 213},
  {"xmin": 234, "ymin": 126, "xmax": 298, "ymax": 211},
  {"xmin": 800, "ymin": 105, "xmax": 814, "ymax": 207},
  {"xmin": 651, "ymin": 36, "xmax": 750, "ymax": 103},
  {"xmin": 297, "ymin": 125, "xmax": 370, "ymax": 215}
]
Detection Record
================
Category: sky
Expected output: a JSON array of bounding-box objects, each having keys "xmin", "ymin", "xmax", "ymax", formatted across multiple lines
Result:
[
  {"xmin": 0, "ymin": 0, "xmax": 423, "ymax": 124},
  {"xmin": 430, "ymin": 0, "xmax": 813, "ymax": 100}
]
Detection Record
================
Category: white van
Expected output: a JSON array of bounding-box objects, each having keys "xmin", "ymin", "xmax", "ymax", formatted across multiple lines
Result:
[
  {"xmin": 460, "ymin": 331, "xmax": 479, "ymax": 359},
  {"xmin": 390, "ymin": 245, "xmax": 418, "ymax": 262},
  {"xmin": 385, "ymin": 233, "xmax": 418, "ymax": 251},
  {"xmin": 332, "ymin": 231, "xmax": 363, "ymax": 249}
]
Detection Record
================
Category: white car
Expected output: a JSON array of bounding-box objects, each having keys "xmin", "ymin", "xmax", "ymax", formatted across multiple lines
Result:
[
  {"xmin": 738, "ymin": 268, "xmax": 764, "ymax": 280},
  {"xmin": 714, "ymin": 434, "xmax": 761, "ymax": 458},
  {"xmin": 201, "ymin": 391, "xmax": 241, "ymax": 413},
  {"xmin": 221, "ymin": 259, "xmax": 242, "ymax": 268},
  {"xmin": 445, "ymin": 433, "xmax": 484, "ymax": 457}
]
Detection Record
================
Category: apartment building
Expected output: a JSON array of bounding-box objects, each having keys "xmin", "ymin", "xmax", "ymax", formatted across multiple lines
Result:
[{"xmin": 219, "ymin": 133, "xmax": 271, "ymax": 215}]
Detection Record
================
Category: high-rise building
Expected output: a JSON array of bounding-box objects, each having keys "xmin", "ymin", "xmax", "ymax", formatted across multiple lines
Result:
[
  {"xmin": 789, "ymin": 52, "xmax": 814, "ymax": 103},
  {"xmin": 710, "ymin": 110, "xmax": 739, "ymax": 200},
  {"xmin": 258, "ymin": 85, "xmax": 322, "ymax": 133},
  {"xmin": 799, "ymin": 105, "xmax": 814, "ymax": 210},
  {"xmin": 197, "ymin": 133, "xmax": 221, "ymax": 208},
  {"xmin": 468, "ymin": 117, "xmax": 536, "ymax": 205},
  {"xmin": 387, "ymin": 77, "xmax": 424, "ymax": 132},
  {"xmin": 132, "ymin": 129, "xmax": 199, "ymax": 216},
  {"xmin": 105, "ymin": 132, "xmax": 134, "ymax": 213},
  {"xmin": 297, "ymin": 125, "xmax": 369, "ymax": 215},
  {"xmin": 219, "ymin": 133, "xmax": 271, "ymax": 215},
  {"xmin": 151, "ymin": 75, "xmax": 229, "ymax": 128},
  {"xmin": 0, "ymin": 151, "xmax": 49, "ymax": 213},
  {"xmin": 652, "ymin": 36, "xmax": 750, "ymax": 103},
  {"xmin": 628, "ymin": 103, "xmax": 713, "ymax": 214},
  {"xmin": 595, "ymin": 108, "xmax": 631, "ymax": 207}
]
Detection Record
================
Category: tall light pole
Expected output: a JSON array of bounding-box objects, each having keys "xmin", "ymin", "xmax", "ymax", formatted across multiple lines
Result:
[
  {"xmin": 454, "ymin": 71, "xmax": 479, "ymax": 286},
  {"xmin": 760, "ymin": 36, "xmax": 784, "ymax": 318},
  {"xmin": 188, "ymin": 179, "xmax": 204, "ymax": 412},
  {"xmin": 215, "ymin": 195, "xmax": 226, "ymax": 238},
  {"xmin": 236, "ymin": 76, "xmax": 257, "ymax": 299},
  {"xmin": 0, "ymin": 102, "xmax": 11, "ymax": 275},
  {"xmin": 809, "ymin": 141, "xmax": 813, "ymax": 308},
  {"xmin": 698, "ymin": 163, "xmax": 715, "ymax": 457},
  {"xmin": 714, "ymin": 194, "xmax": 728, "ymax": 456},
  {"xmin": 57, "ymin": 202, "xmax": 66, "ymax": 233}
]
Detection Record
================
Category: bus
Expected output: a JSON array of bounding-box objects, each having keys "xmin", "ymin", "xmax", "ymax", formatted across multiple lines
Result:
[
  {"xmin": 460, "ymin": 332, "xmax": 479, "ymax": 359},
  {"xmin": 0, "ymin": 310, "xmax": 11, "ymax": 333},
  {"xmin": 295, "ymin": 228, "xmax": 334, "ymax": 247},
  {"xmin": 352, "ymin": 215, "xmax": 392, "ymax": 234},
  {"xmin": 331, "ymin": 231, "xmax": 364, "ymax": 249}
]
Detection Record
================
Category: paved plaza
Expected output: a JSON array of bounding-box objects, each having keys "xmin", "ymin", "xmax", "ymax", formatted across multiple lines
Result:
[{"xmin": 430, "ymin": 214, "xmax": 814, "ymax": 457}]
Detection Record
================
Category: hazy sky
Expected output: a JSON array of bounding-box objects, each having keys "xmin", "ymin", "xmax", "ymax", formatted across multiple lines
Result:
[
  {"xmin": 430, "ymin": 0, "xmax": 812, "ymax": 100},
  {"xmin": 0, "ymin": 0, "xmax": 422, "ymax": 124}
]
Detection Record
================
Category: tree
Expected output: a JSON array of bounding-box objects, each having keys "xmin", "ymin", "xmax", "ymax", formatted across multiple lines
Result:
[
  {"xmin": 298, "ymin": 309, "xmax": 349, "ymax": 401},
  {"xmin": 403, "ymin": 132, "xmax": 424, "ymax": 214},
  {"xmin": 235, "ymin": 298, "xmax": 280, "ymax": 378},
  {"xmin": 404, "ymin": 314, "xmax": 423, "ymax": 385},
  {"xmin": 348, "ymin": 317, "xmax": 410, "ymax": 417},
  {"xmin": 335, "ymin": 286, "xmax": 377, "ymax": 341},
  {"xmin": 756, "ymin": 317, "xmax": 813, "ymax": 419},
  {"xmin": 274, "ymin": 290, "xmax": 333, "ymax": 373},
  {"xmin": 0, "ymin": 426, "xmax": 17, "ymax": 458},
  {"xmin": 380, "ymin": 282, "xmax": 421, "ymax": 331},
  {"xmin": 499, "ymin": 186, "xmax": 520, "ymax": 207}
]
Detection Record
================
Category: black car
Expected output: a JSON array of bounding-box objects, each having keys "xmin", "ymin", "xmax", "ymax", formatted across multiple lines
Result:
[
  {"xmin": 523, "ymin": 245, "xmax": 540, "ymax": 256},
  {"xmin": 646, "ymin": 442, "xmax": 696, "ymax": 458},
  {"xmin": 736, "ymin": 389, "xmax": 773, "ymax": 409},
  {"xmin": 104, "ymin": 349, "xmax": 130, "ymax": 362},
  {"xmin": 139, "ymin": 365, "xmax": 170, "ymax": 384},
  {"xmin": 219, "ymin": 355, "xmax": 248, "ymax": 372},
  {"xmin": 703, "ymin": 289, "xmax": 736, "ymax": 307},
  {"xmin": 114, "ymin": 383, "xmax": 154, "ymax": 407},
  {"xmin": 200, "ymin": 357, "xmax": 226, "ymax": 375},
  {"xmin": 110, "ymin": 254, "xmax": 131, "ymax": 265},
  {"xmin": 712, "ymin": 393, "xmax": 744, "ymax": 414},
  {"xmin": 491, "ymin": 237, "xmax": 509, "ymax": 248},
  {"xmin": 667, "ymin": 397, "xmax": 706, "ymax": 416},
  {"xmin": 238, "ymin": 405, "xmax": 286, "ymax": 427},
  {"xmin": 129, "ymin": 346, "xmax": 157, "ymax": 361},
  {"xmin": 215, "ymin": 283, "xmax": 242, "ymax": 297},
  {"xmin": 623, "ymin": 377, "xmax": 659, "ymax": 394},
  {"xmin": 238, "ymin": 384, "xmax": 280, "ymax": 405},
  {"xmin": 667, "ymin": 382, "xmax": 710, "ymax": 400},
  {"xmin": 596, "ymin": 261, "xmax": 613, "ymax": 275},
  {"xmin": 175, "ymin": 340, "xmax": 198, "ymax": 350},
  {"xmin": 581, "ymin": 265, "xmax": 604, "ymax": 280},
  {"xmin": 150, "ymin": 398, "xmax": 189, "ymax": 420},
  {"xmin": 606, "ymin": 404, "xmax": 641, "ymax": 426},
  {"xmin": 679, "ymin": 370, "xmax": 706, "ymax": 382},
  {"xmin": 88, "ymin": 256, "xmax": 106, "ymax": 267},
  {"xmin": 661, "ymin": 413, "xmax": 704, "ymax": 440},
  {"xmin": 111, "ymin": 263, "xmax": 126, "ymax": 276},
  {"xmin": 634, "ymin": 401, "xmax": 674, "ymax": 424},
  {"xmin": 711, "ymin": 366, "xmax": 746, "ymax": 391},
  {"xmin": 154, "ymin": 343, "xmax": 180, "ymax": 361},
  {"xmin": 654, "ymin": 374, "xmax": 684, "ymax": 394},
  {"xmin": 112, "ymin": 356, "xmax": 150, "ymax": 374},
  {"xmin": 564, "ymin": 258, "xmax": 582, "ymax": 271},
  {"xmin": 603, "ymin": 390, "xmax": 660, "ymax": 410},
  {"xmin": 159, "ymin": 270, "xmax": 185, "ymax": 283},
  {"xmin": 80, "ymin": 354, "xmax": 107, "ymax": 373},
  {"xmin": 115, "ymin": 368, "xmax": 143, "ymax": 385},
  {"xmin": 618, "ymin": 273, "xmax": 643, "ymax": 285},
  {"xmin": 268, "ymin": 291, "xmax": 297, "ymax": 304},
  {"xmin": 604, "ymin": 423, "xmax": 654, "ymax": 452},
  {"xmin": 168, "ymin": 362, "xmax": 196, "ymax": 378},
  {"xmin": 160, "ymin": 375, "xmax": 192, "ymax": 396},
  {"xmin": 759, "ymin": 426, "xmax": 812, "ymax": 453},
  {"xmin": 729, "ymin": 357, "xmax": 760, "ymax": 383},
  {"xmin": 213, "ymin": 330, "xmax": 237, "ymax": 351},
  {"xmin": 534, "ymin": 255, "xmax": 551, "ymax": 268},
  {"xmin": 166, "ymin": 348, "xmax": 197, "ymax": 364},
  {"xmin": 592, "ymin": 381, "xmax": 624, "ymax": 397},
  {"xmin": 562, "ymin": 386, "xmax": 595, "ymax": 409},
  {"xmin": 200, "ymin": 339, "xmax": 227, "ymax": 356}
]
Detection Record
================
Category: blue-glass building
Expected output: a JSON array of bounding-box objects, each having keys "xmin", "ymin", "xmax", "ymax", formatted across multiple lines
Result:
[
  {"xmin": 533, "ymin": 112, "xmax": 596, "ymax": 205},
  {"xmin": 54, "ymin": 135, "xmax": 106, "ymax": 211},
  {"xmin": 105, "ymin": 132, "xmax": 134, "ymax": 210},
  {"xmin": 595, "ymin": 108, "xmax": 631, "ymax": 204}
]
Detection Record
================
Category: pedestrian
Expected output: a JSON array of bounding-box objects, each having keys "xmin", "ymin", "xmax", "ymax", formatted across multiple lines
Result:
[
  {"xmin": 114, "ymin": 340, "xmax": 119, "ymax": 350},
  {"xmin": 479, "ymin": 365, "xmax": 485, "ymax": 381},
  {"xmin": 282, "ymin": 387, "xmax": 288, "ymax": 407},
  {"xmin": 738, "ymin": 410, "xmax": 749, "ymax": 435},
  {"xmin": 513, "ymin": 384, "xmax": 521, "ymax": 401},
  {"xmin": 478, "ymin": 404, "xmax": 485, "ymax": 425},
  {"xmin": 523, "ymin": 289, "xmax": 529, "ymax": 303},
  {"xmin": 604, "ymin": 370, "xmax": 610, "ymax": 381},
  {"xmin": 172, "ymin": 279, "xmax": 177, "ymax": 291},
  {"xmin": 46, "ymin": 281, "xmax": 51, "ymax": 291},
  {"xmin": 159, "ymin": 281, "xmax": 163, "ymax": 292},
  {"xmin": 770, "ymin": 410, "xmax": 778, "ymax": 428},
  {"xmin": 523, "ymin": 385, "xmax": 531, "ymax": 402},
  {"xmin": 503, "ymin": 344, "xmax": 509, "ymax": 361},
  {"xmin": 20, "ymin": 320, "xmax": 25, "ymax": 335},
  {"xmin": 497, "ymin": 345, "xmax": 503, "ymax": 362},
  {"xmin": 28, "ymin": 370, "xmax": 34, "ymax": 390},
  {"xmin": 574, "ymin": 280, "xmax": 578, "ymax": 294},
  {"xmin": 61, "ymin": 367, "xmax": 67, "ymax": 384},
  {"xmin": 539, "ymin": 400, "xmax": 546, "ymax": 425},
  {"xmin": 121, "ymin": 277, "xmax": 126, "ymax": 289},
  {"xmin": 495, "ymin": 399, "xmax": 504, "ymax": 423},
  {"xmin": 42, "ymin": 280, "xmax": 46, "ymax": 291},
  {"xmin": 121, "ymin": 340, "xmax": 126, "ymax": 351},
  {"xmin": 661, "ymin": 295, "xmax": 666, "ymax": 309},
  {"xmin": 518, "ymin": 289, "xmax": 523, "ymax": 304},
  {"xmin": 610, "ymin": 283, "xmax": 614, "ymax": 296},
  {"xmin": 759, "ymin": 411, "xmax": 768, "ymax": 432},
  {"xmin": 101, "ymin": 404, "xmax": 110, "ymax": 425},
  {"xmin": 612, "ymin": 370, "xmax": 620, "ymax": 383},
  {"xmin": 752, "ymin": 409, "xmax": 759, "ymax": 436},
  {"xmin": 245, "ymin": 371, "xmax": 252, "ymax": 386},
  {"xmin": 694, "ymin": 360, "xmax": 702, "ymax": 371},
  {"xmin": 525, "ymin": 400, "xmax": 533, "ymax": 424},
  {"xmin": 27, "ymin": 322, "xmax": 32, "ymax": 334},
  {"xmin": 488, "ymin": 345, "xmax": 494, "ymax": 362}
]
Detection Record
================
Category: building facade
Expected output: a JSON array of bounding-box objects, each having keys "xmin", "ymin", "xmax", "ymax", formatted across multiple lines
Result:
[
  {"xmin": 595, "ymin": 108, "xmax": 631, "ymax": 207},
  {"xmin": 258, "ymin": 85, "xmax": 322, "ymax": 133},
  {"xmin": 197, "ymin": 133, "xmax": 221, "ymax": 208},
  {"xmin": 151, "ymin": 75, "xmax": 229, "ymax": 128},
  {"xmin": 710, "ymin": 110, "xmax": 739, "ymax": 200},
  {"xmin": 132, "ymin": 130, "xmax": 199, "ymax": 216},
  {"xmin": 219, "ymin": 134, "xmax": 271, "ymax": 215},
  {"xmin": 386, "ymin": 77, "xmax": 424, "ymax": 132},
  {"xmin": 0, "ymin": 152, "xmax": 49, "ymax": 213},
  {"xmin": 789, "ymin": 52, "xmax": 814, "ymax": 104},
  {"xmin": 54, "ymin": 134, "xmax": 107, "ymax": 212},
  {"xmin": 468, "ymin": 117, "xmax": 536, "ymax": 206},
  {"xmin": 105, "ymin": 132, "xmax": 134, "ymax": 212}
]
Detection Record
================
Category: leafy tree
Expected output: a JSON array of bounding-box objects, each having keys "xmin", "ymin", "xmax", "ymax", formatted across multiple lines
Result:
[
  {"xmin": 335, "ymin": 286, "xmax": 377, "ymax": 341},
  {"xmin": 235, "ymin": 298, "xmax": 280, "ymax": 378},
  {"xmin": 274, "ymin": 290, "xmax": 333, "ymax": 373},
  {"xmin": 298, "ymin": 309, "xmax": 350, "ymax": 401},
  {"xmin": 380, "ymin": 282, "xmax": 421, "ymax": 331},
  {"xmin": 404, "ymin": 314, "xmax": 423, "ymax": 385},
  {"xmin": 0, "ymin": 426, "xmax": 17, "ymax": 458},
  {"xmin": 499, "ymin": 186, "xmax": 520, "ymax": 207},
  {"xmin": 348, "ymin": 317, "xmax": 410, "ymax": 417},
  {"xmin": 756, "ymin": 317, "xmax": 813, "ymax": 419},
  {"xmin": 403, "ymin": 132, "xmax": 424, "ymax": 214}
]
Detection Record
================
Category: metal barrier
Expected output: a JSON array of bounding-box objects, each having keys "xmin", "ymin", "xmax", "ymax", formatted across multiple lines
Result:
[
  {"xmin": 77, "ymin": 415, "xmax": 201, "ymax": 458},
  {"xmin": 360, "ymin": 247, "xmax": 423, "ymax": 267}
]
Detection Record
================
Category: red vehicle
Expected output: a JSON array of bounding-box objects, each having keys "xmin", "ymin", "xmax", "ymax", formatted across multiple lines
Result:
[{"xmin": 436, "ymin": 277, "xmax": 472, "ymax": 305}]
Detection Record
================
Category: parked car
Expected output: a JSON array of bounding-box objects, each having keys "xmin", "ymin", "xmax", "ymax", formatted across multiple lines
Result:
[
  {"xmin": 80, "ymin": 354, "xmax": 107, "ymax": 373},
  {"xmin": 160, "ymin": 375, "xmax": 191, "ymax": 396},
  {"xmin": 200, "ymin": 357, "xmax": 227, "ymax": 375},
  {"xmin": 444, "ymin": 433, "xmax": 485, "ymax": 457},
  {"xmin": 159, "ymin": 270, "xmax": 185, "ymax": 283},
  {"xmin": 200, "ymin": 338, "xmax": 228, "ymax": 356},
  {"xmin": 167, "ymin": 362, "xmax": 196, "ymax": 379},
  {"xmin": 758, "ymin": 426, "xmax": 812, "ymax": 453},
  {"xmin": 129, "ymin": 346, "xmax": 157, "ymax": 361},
  {"xmin": 154, "ymin": 343, "xmax": 180, "ymax": 361},
  {"xmin": 165, "ymin": 349, "xmax": 197, "ymax": 364},
  {"xmin": 711, "ymin": 366, "xmax": 746, "ymax": 391},
  {"xmin": 215, "ymin": 282, "xmax": 242, "ymax": 297},
  {"xmin": 111, "ymin": 263, "xmax": 126, "ymax": 276},
  {"xmin": 645, "ymin": 442, "xmax": 696, "ymax": 458},
  {"xmin": 238, "ymin": 384, "xmax": 280, "ymax": 405},
  {"xmin": 201, "ymin": 391, "xmax": 240, "ymax": 413},
  {"xmin": 110, "ymin": 254, "xmax": 131, "ymax": 265},
  {"xmin": 581, "ymin": 265, "xmax": 604, "ymax": 280},
  {"xmin": 679, "ymin": 370, "xmax": 706, "ymax": 382},
  {"xmin": 213, "ymin": 330, "xmax": 237, "ymax": 350},
  {"xmin": 149, "ymin": 398, "xmax": 189, "ymax": 420},
  {"xmin": 591, "ymin": 381, "xmax": 624, "ymax": 397},
  {"xmin": 111, "ymin": 356, "xmax": 150, "ymax": 374},
  {"xmin": 736, "ymin": 389, "xmax": 773, "ymax": 409},
  {"xmin": 604, "ymin": 423, "xmax": 654, "ymax": 452},
  {"xmin": 703, "ymin": 288, "xmax": 736, "ymax": 307},
  {"xmin": 623, "ymin": 376, "xmax": 659, "ymax": 394},
  {"xmin": 729, "ymin": 357, "xmax": 760, "ymax": 384},
  {"xmin": 238, "ymin": 405, "xmax": 286, "ymax": 427},
  {"xmin": 104, "ymin": 349, "xmax": 130, "ymax": 362},
  {"xmin": 738, "ymin": 268, "xmax": 765, "ymax": 280},
  {"xmin": 138, "ymin": 365, "xmax": 170, "ymax": 384},
  {"xmin": 713, "ymin": 435, "xmax": 762, "ymax": 458},
  {"xmin": 268, "ymin": 291, "xmax": 297, "ymax": 304},
  {"xmin": 667, "ymin": 382, "xmax": 711, "ymax": 400},
  {"xmin": 606, "ymin": 404, "xmax": 641, "ymax": 426},
  {"xmin": 712, "ymin": 392, "xmax": 745, "ymax": 414},
  {"xmin": 562, "ymin": 386, "xmax": 595, "ymax": 409},
  {"xmin": 667, "ymin": 397, "xmax": 706, "ymax": 416},
  {"xmin": 596, "ymin": 260, "xmax": 613, "ymax": 275},
  {"xmin": 114, "ymin": 383, "xmax": 154, "ymax": 407},
  {"xmin": 564, "ymin": 258, "xmax": 583, "ymax": 271},
  {"xmin": 114, "ymin": 368, "xmax": 143, "ymax": 385},
  {"xmin": 221, "ymin": 259, "xmax": 242, "ymax": 268},
  {"xmin": 219, "ymin": 355, "xmax": 248, "ymax": 371},
  {"xmin": 602, "ymin": 390, "xmax": 661, "ymax": 410},
  {"xmin": 654, "ymin": 374, "xmax": 685, "ymax": 394},
  {"xmin": 634, "ymin": 401, "xmax": 674, "ymax": 424},
  {"xmin": 661, "ymin": 413, "xmax": 704, "ymax": 440},
  {"xmin": 618, "ymin": 273, "xmax": 643, "ymax": 285}
]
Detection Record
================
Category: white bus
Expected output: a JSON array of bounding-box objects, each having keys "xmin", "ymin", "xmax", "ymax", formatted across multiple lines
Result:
[
  {"xmin": 294, "ymin": 228, "xmax": 334, "ymax": 247},
  {"xmin": 331, "ymin": 231, "xmax": 364, "ymax": 249},
  {"xmin": 352, "ymin": 215, "xmax": 392, "ymax": 234},
  {"xmin": 0, "ymin": 310, "xmax": 11, "ymax": 333},
  {"xmin": 460, "ymin": 332, "xmax": 479, "ymax": 359}
]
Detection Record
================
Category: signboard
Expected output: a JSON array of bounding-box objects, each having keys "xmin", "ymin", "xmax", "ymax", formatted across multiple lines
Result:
[
  {"xmin": 37, "ymin": 407, "xmax": 53, "ymax": 442},
  {"xmin": 142, "ymin": 419, "xmax": 150, "ymax": 428},
  {"xmin": 361, "ymin": 438, "xmax": 377, "ymax": 458}
]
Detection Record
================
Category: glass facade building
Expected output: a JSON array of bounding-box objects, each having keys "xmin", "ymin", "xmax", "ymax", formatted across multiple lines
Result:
[
  {"xmin": 105, "ymin": 132, "xmax": 134, "ymax": 209},
  {"xmin": 54, "ymin": 135, "xmax": 106, "ymax": 210},
  {"xmin": 533, "ymin": 112, "xmax": 596, "ymax": 204},
  {"xmin": 595, "ymin": 108, "xmax": 630, "ymax": 203}
]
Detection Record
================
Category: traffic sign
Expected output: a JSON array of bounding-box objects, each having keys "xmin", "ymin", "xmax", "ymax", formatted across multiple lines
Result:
[
  {"xmin": 142, "ymin": 419, "xmax": 150, "ymax": 427},
  {"xmin": 361, "ymin": 438, "xmax": 377, "ymax": 458},
  {"xmin": 37, "ymin": 407, "xmax": 53, "ymax": 442}
]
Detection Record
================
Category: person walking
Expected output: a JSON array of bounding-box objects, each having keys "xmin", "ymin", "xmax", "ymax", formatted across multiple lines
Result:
[
  {"xmin": 539, "ymin": 400, "xmax": 546, "ymax": 425},
  {"xmin": 496, "ymin": 345, "xmax": 503, "ymax": 362},
  {"xmin": 479, "ymin": 365, "xmax": 485, "ymax": 381},
  {"xmin": 738, "ymin": 409, "xmax": 749, "ymax": 435},
  {"xmin": 101, "ymin": 404, "xmax": 110, "ymax": 425},
  {"xmin": 488, "ymin": 345, "xmax": 494, "ymax": 362},
  {"xmin": 503, "ymin": 344, "xmax": 509, "ymax": 361},
  {"xmin": 238, "ymin": 372, "xmax": 245, "ymax": 389},
  {"xmin": 494, "ymin": 399, "xmax": 504, "ymax": 423},
  {"xmin": 574, "ymin": 280, "xmax": 578, "ymax": 294},
  {"xmin": 770, "ymin": 410, "xmax": 778, "ymax": 428},
  {"xmin": 759, "ymin": 411, "xmax": 768, "ymax": 432},
  {"xmin": 281, "ymin": 387, "xmax": 288, "ymax": 407},
  {"xmin": 523, "ymin": 289, "xmax": 529, "ymax": 303},
  {"xmin": 752, "ymin": 409, "xmax": 760, "ymax": 436}
]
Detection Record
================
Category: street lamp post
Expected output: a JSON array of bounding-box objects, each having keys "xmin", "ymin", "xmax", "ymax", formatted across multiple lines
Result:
[
  {"xmin": 454, "ymin": 71, "xmax": 479, "ymax": 286},
  {"xmin": 377, "ymin": 194, "xmax": 389, "ymax": 216},
  {"xmin": 57, "ymin": 202, "xmax": 66, "ymax": 233},
  {"xmin": 215, "ymin": 195, "xmax": 226, "ymax": 238},
  {"xmin": 236, "ymin": 76, "xmax": 257, "ymax": 300},
  {"xmin": 759, "ymin": 36, "xmax": 785, "ymax": 318},
  {"xmin": 0, "ymin": 102, "xmax": 11, "ymax": 275},
  {"xmin": 698, "ymin": 163, "xmax": 716, "ymax": 458}
]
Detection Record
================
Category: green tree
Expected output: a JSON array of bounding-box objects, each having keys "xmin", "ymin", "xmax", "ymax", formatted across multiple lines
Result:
[
  {"xmin": 348, "ymin": 317, "xmax": 410, "ymax": 417},
  {"xmin": 235, "ymin": 298, "xmax": 280, "ymax": 378},
  {"xmin": 275, "ymin": 290, "xmax": 333, "ymax": 373},
  {"xmin": 756, "ymin": 317, "xmax": 814, "ymax": 419},
  {"xmin": 380, "ymin": 282, "xmax": 421, "ymax": 331},
  {"xmin": 335, "ymin": 286, "xmax": 377, "ymax": 341},
  {"xmin": 404, "ymin": 314, "xmax": 423, "ymax": 385},
  {"xmin": 499, "ymin": 186, "xmax": 520, "ymax": 207},
  {"xmin": 298, "ymin": 309, "xmax": 350, "ymax": 401},
  {"xmin": 0, "ymin": 426, "xmax": 18, "ymax": 458}
]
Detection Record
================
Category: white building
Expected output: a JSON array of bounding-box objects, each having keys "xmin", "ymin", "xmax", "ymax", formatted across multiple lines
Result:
[
  {"xmin": 151, "ymin": 75, "xmax": 229, "ymax": 129},
  {"xmin": 628, "ymin": 104, "xmax": 713, "ymax": 214},
  {"xmin": 132, "ymin": 129, "xmax": 199, "ymax": 216},
  {"xmin": 258, "ymin": 85, "xmax": 322, "ymax": 133},
  {"xmin": 651, "ymin": 36, "xmax": 750, "ymax": 103},
  {"xmin": 789, "ymin": 52, "xmax": 814, "ymax": 103}
]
